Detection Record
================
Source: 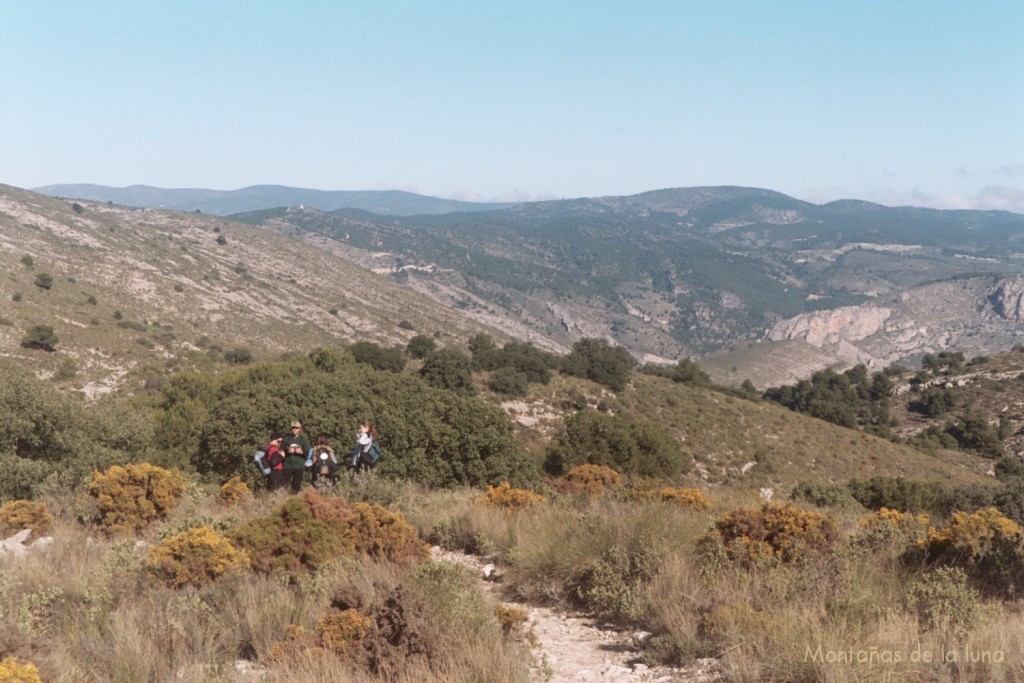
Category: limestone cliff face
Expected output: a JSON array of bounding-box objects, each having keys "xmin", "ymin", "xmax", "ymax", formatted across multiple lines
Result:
[
  {"xmin": 989, "ymin": 276, "xmax": 1024, "ymax": 321},
  {"xmin": 767, "ymin": 306, "xmax": 891, "ymax": 347}
]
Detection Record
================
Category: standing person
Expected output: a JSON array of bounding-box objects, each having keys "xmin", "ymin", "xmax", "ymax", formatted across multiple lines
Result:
[
  {"xmin": 350, "ymin": 421, "xmax": 380, "ymax": 474},
  {"xmin": 281, "ymin": 420, "xmax": 311, "ymax": 493},
  {"xmin": 307, "ymin": 433, "xmax": 338, "ymax": 488},
  {"xmin": 264, "ymin": 432, "xmax": 285, "ymax": 491}
]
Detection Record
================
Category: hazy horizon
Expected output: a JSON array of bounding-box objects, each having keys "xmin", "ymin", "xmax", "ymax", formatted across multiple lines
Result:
[{"xmin": 3, "ymin": 1, "xmax": 1022, "ymax": 212}]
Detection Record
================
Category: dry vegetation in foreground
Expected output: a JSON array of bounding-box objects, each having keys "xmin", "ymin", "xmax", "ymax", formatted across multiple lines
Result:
[{"xmin": 5, "ymin": 466, "xmax": 1024, "ymax": 682}]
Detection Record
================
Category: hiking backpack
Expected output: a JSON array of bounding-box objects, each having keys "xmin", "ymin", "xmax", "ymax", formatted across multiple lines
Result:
[
  {"xmin": 253, "ymin": 449, "xmax": 271, "ymax": 476},
  {"xmin": 361, "ymin": 442, "xmax": 381, "ymax": 467},
  {"xmin": 312, "ymin": 445, "xmax": 335, "ymax": 478}
]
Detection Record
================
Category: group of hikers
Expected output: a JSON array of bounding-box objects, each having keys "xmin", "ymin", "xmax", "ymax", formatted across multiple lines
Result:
[{"xmin": 255, "ymin": 420, "xmax": 381, "ymax": 492}]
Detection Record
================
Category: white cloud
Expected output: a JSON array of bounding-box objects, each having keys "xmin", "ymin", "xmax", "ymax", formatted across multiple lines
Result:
[{"xmin": 996, "ymin": 164, "xmax": 1024, "ymax": 179}]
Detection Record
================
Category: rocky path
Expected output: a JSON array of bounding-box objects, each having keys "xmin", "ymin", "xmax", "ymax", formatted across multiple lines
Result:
[{"xmin": 430, "ymin": 548, "xmax": 723, "ymax": 683}]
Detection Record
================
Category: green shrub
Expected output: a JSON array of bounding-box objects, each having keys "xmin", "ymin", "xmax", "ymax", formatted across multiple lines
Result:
[
  {"xmin": 20, "ymin": 255, "xmax": 33, "ymax": 267},
  {"xmin": 572, "ymin": 543, "xmax": 659, "ymax": 624},
  {"xmin": 544, "ymin": 410, "xmax": 691, "ymax": 479},
  {"xmin": 418, "ymin": 348, "xmax": 474, "ymax": 394},
  {"xmin": 946, "ymin": 407, "xmax": 1004, "ymax": 458},
  {"xmin": 561, "ymin": 338, "xmax": 634, "ymax": 391},
  {"xmin": 405, "ymin": 335, "xmax": 436, "ymax": 359},
  {"xmin": 906, "ymin": 566, "xmax": 979, "ymax": 633},
  {"xmin": 670, "ymin": 357, "xmax": 710, "ymax": 386},
  {"xmin": 486, "ymin": 366, "xmax": 528, "ymax": 397},
  {"xmin": 847, "ymin": 476, "xmax": 945, "ymax": 514},
  {"xmin": 223, "ymin": 347, "xmax": 253, "ymax": 365},
  {"xmin": 33, "ymin": 273, "xmax": 52, "ymax": 290},
  {"xmin": 350, "ymin": 341, "xmax": 406, "ymax": 372},
  {"xmin": 20, "ymin": 324, "xmax": 58, "ymax": 352},
  {"xmin": 790, "ymin": 480, "xmax": 861, "ymax": 509},
  {"xmin": 159, "ymin": 353, "xmax": 536, "ymax": 488}
]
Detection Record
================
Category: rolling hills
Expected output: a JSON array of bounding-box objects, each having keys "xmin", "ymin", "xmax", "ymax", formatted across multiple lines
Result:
[{"xmin": 0, "ymin": 185, "xmax": 508, "ymax": 395}]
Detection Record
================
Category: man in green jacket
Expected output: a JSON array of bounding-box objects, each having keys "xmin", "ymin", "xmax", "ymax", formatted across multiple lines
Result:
[{"xmin": 281, "ymin": 420, "xmax": 311, "ymax": 492}]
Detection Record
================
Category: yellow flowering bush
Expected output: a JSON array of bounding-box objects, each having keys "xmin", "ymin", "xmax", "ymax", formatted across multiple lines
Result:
[
  {"xmin": 0, "ymin": 657, "xmax": 42, "ymax": 683},
  {"xmin": 146, "ymin": 526, "xmax": 251, "ymax": 588},
  {"xmin": 341, "ymin": 503, "xmax": 429, "ymax": 564},
  {"xmin": 856, "ymin": 507, "xmax": 930, "ymax": 548},
  {"xmin": 706, "ymin": 503, "xmax": 840, "ymax": 566},
  {"xmin": 218, "ymin": 476, "xmax": 252, "ymax": 505},
  {"xmin": 477, "ymin": 482, "xmax": 544, "ymax": 512},
  {"xmin": 917, "ymin": 507, "xmax": 1024, "ymax": 594},
  {"xmin": 87, "ymin": 463, "xmax": 186, "ymax": 535},
  {"xmin": 552, "ymin": 464, "xmax": 621, "ymax": 496},
  {"xmin": 316, "ymin": 609, "xmax": 372, "ymax": 652},
  {"xmin": 0, "ymin": 500, "xmax": 52, "ymax": 537}
]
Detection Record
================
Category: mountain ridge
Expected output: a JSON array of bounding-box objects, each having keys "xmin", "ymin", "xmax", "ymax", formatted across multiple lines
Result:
[{"xmin": 32, "ymin": 183, "xmax": 516, "ymax": 216}]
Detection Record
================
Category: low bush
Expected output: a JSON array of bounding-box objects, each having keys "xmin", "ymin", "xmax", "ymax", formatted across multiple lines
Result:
[
  {"xmin": 145, "ymin": 526, "xmax": 251, "ymax": 588},
  {"xmin": 544, "ymin": 410, "xmax": 691, "ymax": 479},
  {"xmin": 229, "ymin": 491, "xmax": 351, "ymax": 577},
  {"xmin": 572, "ymin": 543, "xmax": 660, "ymax": 624},
  {"xmin": 0, "ymin": 500, "xmax": 52, "ymax": 536},
  {"xmin": 477, "ymin": 482, "xmax": 544, "ymax": 512},
  {"xmin": 316, "ymin": 609, "xmax": 373, "ymax": 653},
  {"xmin": 340, "ymin": 502, "xmax": 429, "ymax": 564},
  {"xmin": 906, "ymin": 566, "xmax": 979, "ymax": 633},
  {"xmin": 651, "ymin": 487, "xmax": 711, "ymax": 511},
  {"xmin": 705, "ymin": 503, "xmax": 840, "ymax": 567},
  {"xmin": 217, "ymin": 476, "xmax": 251, "ymax": 505},
  {"xmin": 790, "ymin": 480, "xmax": 861, "ymax": 509},
  {"xmin": 87, "ymin": 464, "xmax": 186, "ymax": 535},
  {"xmin": 0, "ymin": 657, "xmax": 42, "ymax": 683},
  {"xmin": 856, "ymin": 508, "xmax": 930, "ymax": 550},
  {"xmin": 914, "ymin": 507, "xmax": 1024, "ymax": 595},
  {"xmin": 550, "ymin": 464, "xmax": 621, "ymax": 497},
  {"xmin": 847, "ymin": 476, "xmax": 945, "ymax": 514}
]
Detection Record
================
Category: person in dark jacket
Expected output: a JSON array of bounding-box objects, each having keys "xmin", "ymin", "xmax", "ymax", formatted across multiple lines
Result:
[{"xmin": 281, "ymin": 420, "xmax": 311, "ymax": 492}]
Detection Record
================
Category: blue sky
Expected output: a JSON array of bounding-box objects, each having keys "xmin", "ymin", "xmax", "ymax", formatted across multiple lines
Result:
[{"xmin": 2, "ymin": 1, "xmax": 1022, "ymax": 211}]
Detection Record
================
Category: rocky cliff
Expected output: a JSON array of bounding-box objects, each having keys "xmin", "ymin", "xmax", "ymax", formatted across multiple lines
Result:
[{"xmin": 989, "ymin": 276, "xmax": 1024, "ymax": 321}]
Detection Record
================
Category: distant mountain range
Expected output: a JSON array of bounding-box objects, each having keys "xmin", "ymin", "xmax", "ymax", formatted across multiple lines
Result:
[
  {"xmin": 17, "ymin": 181, "xmax": 1024, "ymax": 387},
  {"xmin": 32, "ymin": 183, "xmax": 515, "ymax": 216},
  {"xmin": 229, "ymin": 186, "xmax": 1024, "ymax": 381}
]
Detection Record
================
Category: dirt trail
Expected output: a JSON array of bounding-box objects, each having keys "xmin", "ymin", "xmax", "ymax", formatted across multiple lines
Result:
[{"xmin": 431, "ymin": 548, "xmax": 723, "ymax": 683}]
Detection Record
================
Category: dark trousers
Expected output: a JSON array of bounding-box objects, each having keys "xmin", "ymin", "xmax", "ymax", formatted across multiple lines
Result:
[
  {"xmin": 268, "ymin": 470, "xmax": 285, "ymax": 491},
  {"xmin": 285, "ymin": 468, "xmax": 305, "ymax": 493}
]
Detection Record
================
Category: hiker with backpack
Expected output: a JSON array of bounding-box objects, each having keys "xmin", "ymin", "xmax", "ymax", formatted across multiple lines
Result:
[
  {"xmin": 306, "ymin": 433, "xmax": 338, "ymax": 488},
  {"xmin": 280, "ymin": 420, "xmax": 312, "ymax": 493},
  {"xmin": 350, "ymin": 421, "xmax": 381, "ymax": 474},
  {"xmin": 263, "ymin": 432, "xmax": 285, "ymax": 491}
]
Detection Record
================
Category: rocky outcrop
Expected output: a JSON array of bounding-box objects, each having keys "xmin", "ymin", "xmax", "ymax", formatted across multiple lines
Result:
[
  {"xmin": 989, "ymin": 276, "xmax": 1024, "ymax": 321},
  {"xmin": 767, "ymin": 306, "xmax": 891, "ymax": 347}
]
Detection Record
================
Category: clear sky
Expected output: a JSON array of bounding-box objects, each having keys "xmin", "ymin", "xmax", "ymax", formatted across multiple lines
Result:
[{"xmin": 2, "ymin": 1, "xmax": 1022, "ymax": 211}]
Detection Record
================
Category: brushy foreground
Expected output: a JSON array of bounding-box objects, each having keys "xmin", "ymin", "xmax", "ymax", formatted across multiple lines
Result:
[{"xmin": 2, "ymin": 471, "xmax": 1024, "ymax": 682}]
